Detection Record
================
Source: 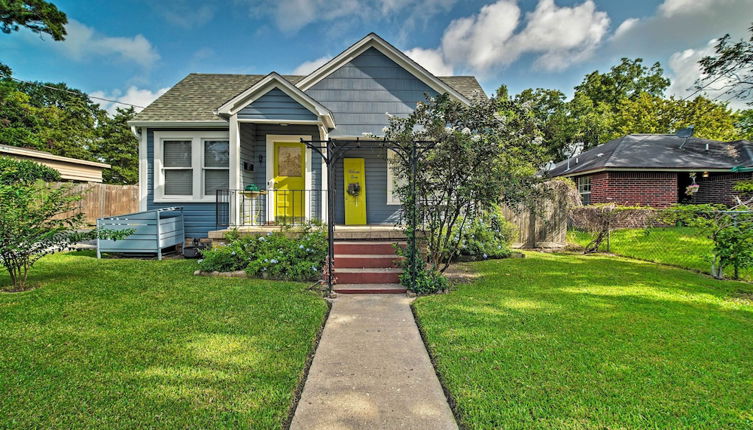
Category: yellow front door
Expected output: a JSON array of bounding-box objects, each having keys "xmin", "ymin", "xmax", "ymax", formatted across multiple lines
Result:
[
  {"xmin": 344, "ymin": 158, "xmax": 367, "ymax": 225},
  {"xmin": 274, "ymin": 141, "xmax": 305, "ymax": 223}
]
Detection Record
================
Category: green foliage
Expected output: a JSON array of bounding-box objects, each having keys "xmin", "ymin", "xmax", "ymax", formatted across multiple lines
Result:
[
  {"xmin": 0, "ymin": 63, "xmax": 139, "ymax": 184},
  {"xmin": 198, "ymin": 227, "xmax": 327, "ymax": 282},
  {"xmin": 454, "ymin": 208, "xmax": 515, "ymax": 260},
  {"xmin": 0, "ymin": 155, "xmax": 59, "ymax": 184},
  {"xmin": 0, "ymin": 252, "xmax": 328, "ymax": 428},
  {"xmin": 400, "ymin": 264, "xmax": 448, "ymax": 296},
  {"xmin": 0, "ymin": 0, "xmax": 68, "ymax": 41},
  {"xmin": 414, "ymin": 252, "xmax": 753, "ymax": 428},
  {"xmin": 384, "ymin": 93, "xmax": 545, "ymax": 278},
  {"xmin": 0, "ymin": 157, "xmax": 130, "ymax": 290}
]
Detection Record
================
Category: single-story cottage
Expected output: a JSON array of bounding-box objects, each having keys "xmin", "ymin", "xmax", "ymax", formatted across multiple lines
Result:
[
  {"xmin": 545, "ymin": 133, "xmax": 753, "ymax": 208},
  {"xmin": 128, "ymin": 33, "xmax": 484, "ymax": 240}
]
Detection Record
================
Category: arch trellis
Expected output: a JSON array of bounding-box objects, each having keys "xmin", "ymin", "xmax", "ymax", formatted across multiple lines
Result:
[{"xmin": 300, "ymin": 138, "xmax": 436, "ymax": 294}]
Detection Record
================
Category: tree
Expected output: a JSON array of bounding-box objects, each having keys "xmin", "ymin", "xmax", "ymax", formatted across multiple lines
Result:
[
  {"xmin": 574, "ymin": 57, "xmax": 670, "ymax": 107},
  {"xmin": 737, "ymin": 109, "xmax": 753, "ymax": 139},
  {"xmin": 699, "ymin": 23, "xmax": 753, "ymax": 105},
  {"xmin": 0, "ymin": 0, "xmax": 67, "ymax": 40},
  {"xmin": 0, "ymin": 157, "xmax": 129, "ymax": 290},
  {"xmin": 384, "ymin": 94, "xmax": 545, "ymax": 292},
  {"xmin": 95, "ymin": 107, "xmax": 139, "ymax": 184}
]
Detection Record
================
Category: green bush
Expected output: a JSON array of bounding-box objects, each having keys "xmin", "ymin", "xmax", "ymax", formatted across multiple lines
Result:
[
  {"xmin": 0, "ymin": 156, "xmax": 60, "ymax": 185},
  {"xmin": 399, "ymin": 263, "xmax": 448, "ymax": 295},
  {"xmin": 454, "ymin": 208, "xmax": 515, "ymax": 260},
  {"xmin": 198, "ymin": 226, "xmax": 327, "ymax": 282}
]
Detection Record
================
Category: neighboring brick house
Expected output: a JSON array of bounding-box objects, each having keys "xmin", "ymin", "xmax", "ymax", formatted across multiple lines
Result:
[{"xmin": 545, "ymin": 134, "xmax": 753, "ymax": 208}]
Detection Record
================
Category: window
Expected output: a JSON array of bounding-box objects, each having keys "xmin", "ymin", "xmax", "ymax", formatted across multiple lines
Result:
[
  {"xmin": 154, "ymin": 131, "xmax": 229, "ymax": 202},
  {"xmin": 203, "ymin": 140, "xmax": 229, "ymax": 196},
  {"xmin": 577, "ymin": 176, "xmax": 591, "ymax": 205},
  {"xmin": 386, "ymin": 150, "xmax": 405, "ymax": 205}
]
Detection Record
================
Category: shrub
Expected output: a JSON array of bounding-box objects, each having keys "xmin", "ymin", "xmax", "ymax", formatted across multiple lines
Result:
[
  {"xmin": 0, "ymin": 156, "xmax": 60, "ymax": 185},
  {"xmin": 454, "ymin": 208, "xmax": 515, "ymax": 260},
  {"xmin": 400, "ymin": 263, "xmax": 448, "ymax": 295},
  {"xmin": 198, "ymin": 226, "xmax": 327, "ymax": 282}
]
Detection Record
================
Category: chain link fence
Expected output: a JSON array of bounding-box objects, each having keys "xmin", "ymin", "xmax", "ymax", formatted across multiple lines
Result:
[{"xmin": 568, "ymin": 208, "xmax": 753, "ymax": 281}]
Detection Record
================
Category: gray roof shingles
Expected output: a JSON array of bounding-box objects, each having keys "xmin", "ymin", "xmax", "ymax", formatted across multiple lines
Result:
[
  {"xmin": 547, "ymin": 134, "xmax": 753, "ymax": 177},
  {"xmin": 132, "ymin": 73, "xmax": 485, "ymax": 123}
]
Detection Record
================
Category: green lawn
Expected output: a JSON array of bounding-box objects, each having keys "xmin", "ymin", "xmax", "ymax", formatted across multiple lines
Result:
[
  {"xmin": 415, "ymin": 252, "xmax": 753, "ymax": 429},
  {"xmin": 568, "ymin": 226, "xmax": 753, "ymax": 281},
  {"xmin": 0, "ymin": 251, "xmax": 328, "ymax": 429}
]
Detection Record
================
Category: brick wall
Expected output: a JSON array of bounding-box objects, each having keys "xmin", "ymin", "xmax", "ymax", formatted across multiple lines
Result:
[
  {"xmin": 692, "ymin": 173, "xmax": 753, "ymax": 205},
  {"xmin": 579, "ymin": 171, "xmax": 678, "ymax": 208}
]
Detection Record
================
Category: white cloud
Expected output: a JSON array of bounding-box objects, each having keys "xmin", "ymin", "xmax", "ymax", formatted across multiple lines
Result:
[
  {"xmin": 659, "ymin": 0, "xmax": 724, "ymax": 17},
  {"xmin": 91, "ymin": 86, "xmax": 168, "ymax": 114},
  {"xmin": 436, "ymin": 0, "xmax": 609, "ymax": 73},
  {"xmin": 151, "ymin": 2, "xmax": 215, "ymax": 28},
  {"xmin": 667, "ymin": 40, "xmax": 748, "ymax": 110},
  {"xmin": 405, "ymin": 47, "xmax": 453, "ymax": 75},
  {"xmin": 292, "ymin": 56, "xmax": 331, "ymax": 75},
  {"xmin": 59, "ymin": 20, "xmax": 160, "ymax": 68}
]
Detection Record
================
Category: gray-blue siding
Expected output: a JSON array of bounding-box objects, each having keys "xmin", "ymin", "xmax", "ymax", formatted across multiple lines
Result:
[
  {"xmin": 334, "ymin": 144, "xmax": 401, "ymax": 225},
  {"xmin": 238, "ymin": 88, "xmax": 317, "ymax": 121},
  {"xmin": 306, "ymin": 46, "xmax": 438, "ymax": 137}
]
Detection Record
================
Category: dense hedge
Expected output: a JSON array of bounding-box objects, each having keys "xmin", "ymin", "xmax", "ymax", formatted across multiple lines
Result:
[{"xmin": 0, "ymin": 156, "xmax": 60, "ymax": 185}]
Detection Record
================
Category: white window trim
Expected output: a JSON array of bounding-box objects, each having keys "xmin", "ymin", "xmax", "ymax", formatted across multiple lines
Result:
[
  {"xmin": 264, "ymin": 134, "xmax": 312, "ymax": 223},
  {"xmin": 386, "ymin": 149, "xmax": 402, "ymax": 206},
  {"xmin": 153, "ymin": 130, "xmax": 230, "ymax": 203}
]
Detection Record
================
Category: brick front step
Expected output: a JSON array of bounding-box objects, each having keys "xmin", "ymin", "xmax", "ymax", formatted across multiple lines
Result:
[
  {"xmin": 333, "ymin": 241, "xmax": 405, "ymax": 255},
  {"xmin": 333, "ymin": 283, "xmax": 407, "ymax": 294},
  {"xmin": 334, "ymin": 268, "xmax": 402, "ymax": 284},
  {"xmin": 334, "ymin": 254, "xmax": 404, "ymax": 269}
]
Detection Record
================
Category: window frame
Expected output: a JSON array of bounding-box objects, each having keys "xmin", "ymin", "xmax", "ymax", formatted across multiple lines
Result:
[
  {"xmin": 577, "ymin": 175, "xmax": 591, "ymax": 205},
  {"xmin": 201, "ymin": 139, "xmax": 230, "ymax": 197},
  {"xmin": 153, "ymin": 130, "xmax": 230, "ymax": 203}
]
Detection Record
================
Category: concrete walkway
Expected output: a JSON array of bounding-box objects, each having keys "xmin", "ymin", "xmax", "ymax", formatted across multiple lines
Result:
[{"xmin": 290, "ymin": 295, "xmax": 457, "ymax": 430}]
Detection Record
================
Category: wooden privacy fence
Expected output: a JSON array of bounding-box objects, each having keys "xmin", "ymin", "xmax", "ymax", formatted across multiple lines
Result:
[
  {"xmin": 56, "ymin": 182, "xmax": 139, "ymax": 225},
  {"xmin": 501, "ymin": 180, "xmax": 574, "ymax": 249}
]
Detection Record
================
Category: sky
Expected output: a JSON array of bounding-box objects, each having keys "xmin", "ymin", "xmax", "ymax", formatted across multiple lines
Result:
[{"xmin": 1, "ymin": 0, "xmax": 752, "ymax": 112}]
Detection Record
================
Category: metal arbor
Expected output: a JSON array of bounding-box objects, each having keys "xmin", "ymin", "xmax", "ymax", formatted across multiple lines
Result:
[{"xmin": 300, "ymin": 138, "xmax": 435, "ymax": 294}]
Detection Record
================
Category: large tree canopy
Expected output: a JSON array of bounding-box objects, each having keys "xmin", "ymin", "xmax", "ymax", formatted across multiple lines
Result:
[
  {"xmin": 0, "ymin": 64, "xmax": 139, "ymax": 184},
  {"xmin": 699, "ymin": 23, "xmax": 753, "ymax": 106},
  {"xmin": 0, "ymin": 0, "xmax": 67, "ymax": 41}
]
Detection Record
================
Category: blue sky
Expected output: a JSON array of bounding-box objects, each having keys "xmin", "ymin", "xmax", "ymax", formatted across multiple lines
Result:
[{"xmin": 1, "ymin": 0, "xmax": 751, "ymax": 111}]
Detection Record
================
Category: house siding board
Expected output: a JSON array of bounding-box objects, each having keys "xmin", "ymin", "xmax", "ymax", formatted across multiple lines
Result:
[
  {"xmin": 237, "ymin": 88, "xmax": 317, "ymax": 121},
  {"xmin": 306, "ymin": 47, "xmax": 438, "ymax": 137},
  {"xmin": 334, "ymin": 144, "xmax": 400, "ymax": 225}
]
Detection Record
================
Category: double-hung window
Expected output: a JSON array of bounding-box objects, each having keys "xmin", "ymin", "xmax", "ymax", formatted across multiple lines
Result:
[
  {"xmin": 154, "ymin": 131, "xmax": 229, "ymax": 202},
  {"xmin": 577, "ymin": 176, "xmax": 591, "ymax": 205}
]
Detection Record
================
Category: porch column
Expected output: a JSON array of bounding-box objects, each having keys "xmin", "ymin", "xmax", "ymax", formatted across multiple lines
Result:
[
  {"xmin": 319, "ymin": 124, "xmax": 329, "ymax": 223},
  {"xmin": 229, "ymin": 114, "xmax": 241, "ymax": 226}
]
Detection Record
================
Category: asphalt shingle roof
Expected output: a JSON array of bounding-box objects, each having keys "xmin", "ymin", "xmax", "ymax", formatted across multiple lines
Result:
[
  {"xmin": 132, "ymin": 73, "xmax": 485, "ymax": 122},
  {"xmin": 546, "ymin": 134, "xmax": 753, "ymax": 177}
]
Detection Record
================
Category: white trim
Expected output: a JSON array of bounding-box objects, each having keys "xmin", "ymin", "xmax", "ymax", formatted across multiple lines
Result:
[
  {"xmin": 295, "ymin": 33, "xmax": 471, "ymax": 105},
  {"xmin": 215, "ymin": 73, "xmax": 336, "ymax": 128},
  {"xmin": 229, "ymin": 115, "xmax": 241, "ymax": 225},
  {"xmin": 237, "ymin": 118, "xmax": 322, "ymax": 125},
  {"xmin": 265, "ymin": 134, "xmax": 312, "ymax": 223},
  {"xmin": 318, "ymin": 124, "xmax": 329, "ymax": 222},
  {"xmin": 138, "ymin": 127, "xmax": 148, "ymax": 211},
  {"xmin": 153, "ymin": 130, "xmax": 229, "ymax": 203},
  {"xmin": 128, "ymin": 120, "xmax": 227, "ymax": 128},
  {"xmin": 386, "ymin": 149, "xmax": 402, "ymax": 205}
]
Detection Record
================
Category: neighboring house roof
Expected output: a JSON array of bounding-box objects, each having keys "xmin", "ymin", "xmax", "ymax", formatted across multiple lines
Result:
[
  {"xmin": 546, "ymin": 134, "xmax": 753, "ymax": 177},
  {"xmin": 0, "ymin": 144, "xmax": 110, "ymax": 183},
  {"xmin": 131, "ymin": 73, "xmax": 484, "ymax": 123}
]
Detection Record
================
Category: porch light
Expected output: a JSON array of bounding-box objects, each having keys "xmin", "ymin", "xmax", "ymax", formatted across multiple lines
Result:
[
  {"xmin": 702, "ymin": 171, "xmax": 709, "ymax": 178},
  {"xmin": 258, "ymin": 154, "xmax": 264, "ymax": 163}
]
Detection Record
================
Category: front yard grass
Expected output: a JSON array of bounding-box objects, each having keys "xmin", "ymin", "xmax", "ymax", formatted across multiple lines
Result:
[
  {"xmin": 414, "ymin": 252, "xmax": 753, "ymax": 429},
  {"xmin": 0, "ymin": 251, "xmax": 328, "ymax": 429}
]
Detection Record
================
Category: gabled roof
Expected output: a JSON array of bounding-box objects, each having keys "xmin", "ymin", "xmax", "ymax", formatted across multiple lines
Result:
[
  {"xmin": 296, "ymin": 33, "xmax": 472, "ymax": 105},
  {"xmin": 130, "ymin": 74, "xmax": 483, "ymax": 124},
  {"xmin": 546, "ymin": 134, "xmax": 753, "ymax": 177},
  {"xmin": 214, "ymin": 72, "xmax": 335, "ymax": 128}
]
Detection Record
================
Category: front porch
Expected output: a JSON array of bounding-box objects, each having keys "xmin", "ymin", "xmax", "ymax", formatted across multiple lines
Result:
[{"xmin": 208, "ymin": 224, "xmax": 406, "ymax": 241}]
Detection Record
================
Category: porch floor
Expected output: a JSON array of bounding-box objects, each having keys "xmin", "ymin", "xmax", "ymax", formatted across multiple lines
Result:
[{"xmin": 207, "ymin": 225, "xmax": 406, "ymax": 241}]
